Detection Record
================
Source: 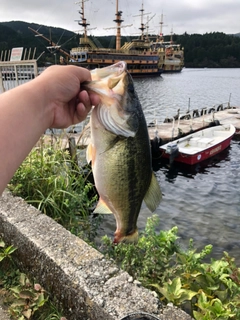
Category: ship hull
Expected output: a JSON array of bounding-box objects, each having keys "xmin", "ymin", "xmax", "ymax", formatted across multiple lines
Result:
[{"xmin": 69, "ymin": 49, "xmax": 164, "ymax": 77}]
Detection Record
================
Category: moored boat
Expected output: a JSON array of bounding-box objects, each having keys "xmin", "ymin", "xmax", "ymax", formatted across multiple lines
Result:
[
  {"xmin": 151, "ymin": 14, "xmax": 184, "ymax": 73},
  {"xmin": 160, "ymin": 124, "xmax": 235, "ymax": 165},
  {"xmin": 162, "ymin": 42, "xmax": 184, "ymax": 73}
]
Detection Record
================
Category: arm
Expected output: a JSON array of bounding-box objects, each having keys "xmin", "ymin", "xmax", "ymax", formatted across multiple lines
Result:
[{"xmin": 0, "ymin": 65, "xmax": 99, "ymax": 194}]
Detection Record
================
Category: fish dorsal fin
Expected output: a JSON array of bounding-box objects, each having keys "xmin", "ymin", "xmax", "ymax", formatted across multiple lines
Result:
[
  {"xmin": 93, "ymin": 198, "xmax": 113, "ymax": 214},
  {"xmin": 144, "ymin": 173, "xmax": 162, "ymax": 212}
]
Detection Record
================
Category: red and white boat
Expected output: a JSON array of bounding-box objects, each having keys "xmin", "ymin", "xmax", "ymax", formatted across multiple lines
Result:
[{"xmin": 160, "ymin": 123, "xmax": 236, "ymax": 165}]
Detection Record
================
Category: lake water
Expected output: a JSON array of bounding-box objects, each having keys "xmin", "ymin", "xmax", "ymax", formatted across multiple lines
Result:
[{"xmin": 98, "ymin": 68, "xmax": 240, "ymax": 266}]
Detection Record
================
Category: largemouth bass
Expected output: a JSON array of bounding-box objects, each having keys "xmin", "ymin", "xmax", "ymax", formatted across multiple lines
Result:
[{"xmin": 83, "ymin": 61, "xmax": 162, "ymax": 243}]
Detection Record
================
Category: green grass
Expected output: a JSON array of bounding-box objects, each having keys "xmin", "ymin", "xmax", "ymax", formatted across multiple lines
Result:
[{"xmin": 8, "ymin": 137, "xmax": 99, "ymax": 242}]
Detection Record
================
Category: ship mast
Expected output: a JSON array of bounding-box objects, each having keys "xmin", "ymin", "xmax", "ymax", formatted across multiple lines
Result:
[
  {"xmin": 159, "ymin": 13, "xmax": 164, "ymax": 43},
  {"xmin": 28, "ymin": 26, "xmax": 76, "ymax": 61},
  {"xmin": 75, "ymin": 0, "xmax": 90, "ymax": 41},
  {"xmin": 157, "ymin": 13, "xmax": 167, "ymax": 43},
  {"xmin": 133, "ymin": 1, "xmax": 151, "ymax": 41},
  {"xmin": 170, "ymin": 27, "xmax": 173, "ymax": 45},
  {"xmin": 104, "ymin": 0, "xmax": 132, "ymax": 50},
  {"xmin": 139, "ymin": 2, "xmax": 145, "ymax": 41},
  {"xmin": 114, "ymin": 0, "xmax": 123, "ymax": 50}
]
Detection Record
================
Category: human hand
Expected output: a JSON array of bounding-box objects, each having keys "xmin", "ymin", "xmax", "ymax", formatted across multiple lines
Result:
[{"xmin": 35, "ymin": 65, "xmax": 100, "ymax": 129}]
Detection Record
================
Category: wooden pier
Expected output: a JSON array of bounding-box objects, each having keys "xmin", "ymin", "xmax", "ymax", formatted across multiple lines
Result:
[
  {"xmin": 39, "ymin": 105, "xmax": 240, "ymax": 155},
  {"xmin": 148, "ymin": 105, "xmax": 240, "ymax": 144}
]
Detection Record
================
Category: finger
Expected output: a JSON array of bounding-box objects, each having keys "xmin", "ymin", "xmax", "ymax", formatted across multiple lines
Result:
[
  {"xmin": 75, "ymin": 90, "xmax": 92, "ymax": 122},
  {"xmin": 78, "ymin": 90, "xmax": 92, "ymax": 112},
  {"xmin": 75, "ymin": 102, "xmax": 91, "ymax": 122},
  {"xmin": 73, "ymin": 66, "xmax": 92, "ymax": 83},
  {"xmin": 89, "ymin": 92, "xmax": 100, "ymax": 106}
]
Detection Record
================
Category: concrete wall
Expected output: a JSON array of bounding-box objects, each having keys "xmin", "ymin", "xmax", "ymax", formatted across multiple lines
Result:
[{"xmin": 0, "ymin": 191, "xmax": 193, "ymax": 320}]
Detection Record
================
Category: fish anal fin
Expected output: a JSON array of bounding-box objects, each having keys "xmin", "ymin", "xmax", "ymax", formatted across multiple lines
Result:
[
  {"xmin": 93, "ymin": 198, "xmax": 113, "ymax": 214},
  {"xmin": 144, "ymin": 173, "xmax": 162, "ymax": 212}
]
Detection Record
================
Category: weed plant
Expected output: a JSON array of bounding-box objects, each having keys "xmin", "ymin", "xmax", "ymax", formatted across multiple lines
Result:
[
  {"xmin": 101, "ymin": 215, "xmax": 240, "ymax": 319},
  {"xmin": 8, "ymin": 136, "xmax": 99, "ymax": 242},
  {"xmin": 0, "ymin": 238, "xmax": 67, "ymax": 319}
]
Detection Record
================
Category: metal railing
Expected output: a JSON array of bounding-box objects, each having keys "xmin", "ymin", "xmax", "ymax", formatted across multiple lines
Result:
[{"xmin": 0, "ymin": 60, "xmax": 39, "ymax": 92}]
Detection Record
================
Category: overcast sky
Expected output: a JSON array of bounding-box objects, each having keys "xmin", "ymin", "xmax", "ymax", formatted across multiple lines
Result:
[{"xmin": 1, "ymin": 0, "xmax": 240, "ymax": 37}]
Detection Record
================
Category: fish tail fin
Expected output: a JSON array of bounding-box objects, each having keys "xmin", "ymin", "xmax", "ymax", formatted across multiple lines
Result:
[
  {"xmin": 113, "ymin": 229, "xmax": 139, "ymax": 244},
  {"xmin": 144, "ymin": 172, "xmax": 162, "ymax": 212}
]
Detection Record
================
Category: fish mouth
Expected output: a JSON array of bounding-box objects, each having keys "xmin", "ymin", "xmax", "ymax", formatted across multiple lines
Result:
[
  {"xmin": 82, "ymin": 61, "xmax": 134, "ymax": 137},
  {"xmin": 91, "ymin": 61, "xmax": 127, "ymax": 81},
  {"xmin": 81, "ymin": 61, "xmax": 128, "ymax": 99}
]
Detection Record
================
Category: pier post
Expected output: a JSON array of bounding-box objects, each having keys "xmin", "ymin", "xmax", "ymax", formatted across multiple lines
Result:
[{"xmin": 68, "ymin": 137, "xmax": 78, "ymax": 168}]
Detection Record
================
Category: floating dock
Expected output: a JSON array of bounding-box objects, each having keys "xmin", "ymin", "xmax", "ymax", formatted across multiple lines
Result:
[
  {"xmin": 40, "ymin": 105, "xmax": 240, "ymax": 154},
  {"xmin": 148, "ymin": 105, "xmax": 240, "ymax": 144}
]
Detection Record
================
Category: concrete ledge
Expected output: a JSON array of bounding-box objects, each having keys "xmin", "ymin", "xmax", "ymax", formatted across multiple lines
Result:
[{"xmin": 0, "ymin": 191, "xmax": 193, "ymax": 320}]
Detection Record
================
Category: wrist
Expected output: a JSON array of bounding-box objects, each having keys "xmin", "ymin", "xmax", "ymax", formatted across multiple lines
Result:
[{"xmin": 25, "ymin": 76, "xmax": 55, "ymax": 130}]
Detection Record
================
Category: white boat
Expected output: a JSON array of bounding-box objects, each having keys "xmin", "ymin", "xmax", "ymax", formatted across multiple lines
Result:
[{"xmin": 160, "ymin": 124, "xmax": 236, "ymax": 165}]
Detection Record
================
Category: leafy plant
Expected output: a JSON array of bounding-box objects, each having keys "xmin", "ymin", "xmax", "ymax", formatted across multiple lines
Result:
[
  {"xmin": 152, "ymin": 277, "xmax": 197, "ymax": 305},
  {"xmin": 0, "ymin": 237, "xmax": 67, "ymax": 319},
  {"xmin": 9, "ymin": 274, "xmax": 46, "ymax": 319},
  {"xmin": 0, "ymin": 238, "xmax": 17, "ymax": 263},
  {"xmin": 102, "ymin": 215, "xmax": 180, "ymax": 285},
  {"xmin": 101, "ymin": 215, "xmax": 240, "ymax": 319}
]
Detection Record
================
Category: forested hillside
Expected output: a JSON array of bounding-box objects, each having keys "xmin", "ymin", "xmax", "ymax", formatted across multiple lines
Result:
[
  {"xmin": 1, "ymin": 21, "xmax": 240, "ymax": 68},
  {"xmin": 172, "ymin": 32, "xmax": 240, "ymax": 67},
  {"xmin": 0, "ymin": 21, "xmax": 79, "ymax": 65}
]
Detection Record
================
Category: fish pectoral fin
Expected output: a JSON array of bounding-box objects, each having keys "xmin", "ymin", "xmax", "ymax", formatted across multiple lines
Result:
[
  {"xmin": 86, "ymin": 143, "xmax": 93, "ymax": 164},
  {"xmin": 93, "ymin": 198, "xmax": 113, "ymax": 214},
  {"xmin": 144, "ymin": 172, "xmax": 162, "ymax": 212},
  {"xmin": 100, "ymin": 136, "xmax": 121, "ymax": 154}
]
